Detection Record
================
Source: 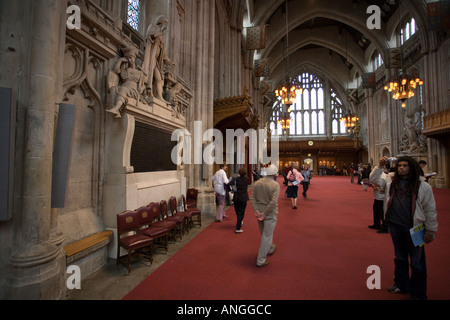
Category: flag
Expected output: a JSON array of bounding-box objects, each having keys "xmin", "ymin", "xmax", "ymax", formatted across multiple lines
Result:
[
  {"xmin": 427, "ymin": 0, "xmax": 450, "ymax": 30},
  {"xmin": 246, "ymin": 26, "xmax": 267, "ymax": 50},
  {"xmin": 362, "ymin": 73, "xmax": 376, "ymax": 89},
  {"xmin": 383, "ymin": 48, "xmax": 402, "ymax": 69},
  {"xmin": 254, "ymin": 58, "xmax": 270, "ymax": 77}
]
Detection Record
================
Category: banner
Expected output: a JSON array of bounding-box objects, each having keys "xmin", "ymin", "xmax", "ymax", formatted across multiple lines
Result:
[
  {"xmin": 246, "ymin": 26, "xmax": 267, "ymax": 50},
  {"xmin": 383, "ymin": 48, "xmax": 402, "ymax": 69},
  {"xmin": 254, "ymin": 58, "xmax": 270, "ymax": 77},
  {"xmin": 427, "ymin": 0, "xmax": 450, "ymax": 30},
  {"xmin": 362, "ymin": 73, "xmax": 376, "ymax": 89}
]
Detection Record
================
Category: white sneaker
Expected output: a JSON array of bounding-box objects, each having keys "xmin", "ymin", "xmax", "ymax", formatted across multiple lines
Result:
[{"xmin": 235, "ymin": 229, "xmax": 243, "ymax": 233}]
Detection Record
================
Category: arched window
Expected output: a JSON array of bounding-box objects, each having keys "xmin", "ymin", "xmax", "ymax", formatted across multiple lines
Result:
[
  {"xmin": 269, "ymin": 72, "xmax": 346, "ymax": 137},
  {"xmin": 331, "ymin": 88, "xmax": 347, "ymax": 135},
  {"xmin": 400, "ymin": 17, "xmax": 417, "ymax": 45},
  {"xmin": 372, "ymin": 51, "xmax": 384, "ymax": 71},
  {"xmin": 126, "ymin": 0, "xmax": 141, "ymax": 31}
]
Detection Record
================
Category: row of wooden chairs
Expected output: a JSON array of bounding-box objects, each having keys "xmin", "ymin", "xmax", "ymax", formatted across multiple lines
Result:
[{"xmin": 116, "ymin": 193, "xmax": 201, "ymax": 274}]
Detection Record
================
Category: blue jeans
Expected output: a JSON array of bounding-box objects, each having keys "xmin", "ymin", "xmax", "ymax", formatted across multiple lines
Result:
[{"xmin": 389, "ymin": 222, "xmax": 427, "ymax": 299}]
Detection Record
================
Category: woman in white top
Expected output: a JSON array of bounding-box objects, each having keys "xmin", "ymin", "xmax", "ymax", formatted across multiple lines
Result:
[{"xmin": 212, "ymin": 164, "xmax": 229, "ymax": 222}]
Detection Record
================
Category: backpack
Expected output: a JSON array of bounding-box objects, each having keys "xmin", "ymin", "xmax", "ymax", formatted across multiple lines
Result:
[{"xmin": 288, "ymin": 170, "xmax": 295, "ymax": 182}]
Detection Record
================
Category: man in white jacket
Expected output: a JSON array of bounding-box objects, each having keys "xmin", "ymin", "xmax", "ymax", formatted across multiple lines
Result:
[
  {"xmin": 212, "ymin": 164, "xmax": 229, "ymax": 222},
  {"xmin": 372, "ymin": 156, "xmax": 438, "ymax": 300},
  {"xmin": 368, "ymin": 163, "xmax": 391, "ymax": 233}
]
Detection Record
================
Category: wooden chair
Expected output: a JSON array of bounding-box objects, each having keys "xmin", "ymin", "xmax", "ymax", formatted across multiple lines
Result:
[
  {"xmin": 116, "ymin": 210, "xmax": 153, "ymax": 274},
  {"xmin": 166, "ymin": 196, "xmax": 187, "ymax": 239},
  {"xmin": 171, "ymin": 195, "xmax": 194, "ymax": 233},
  {"xmin": 182, "ymin": 194, "xmax": 202, "ymax": 228},
  {"xmin": 150, "ymin": 200, "xmax": 177, "ymax": 242},
  {"xmin": 137, "ymin": 205, "xmax": 169, "ymax": 253},
  {"xmin": 186, "ymin": 188, "xmax": 199, "ymax": 208}
]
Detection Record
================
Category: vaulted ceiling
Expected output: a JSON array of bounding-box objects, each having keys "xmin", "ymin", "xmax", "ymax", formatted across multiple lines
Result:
[{"xmin": 246, "ymin": 0, "xmax": 427, "ymax": 100}]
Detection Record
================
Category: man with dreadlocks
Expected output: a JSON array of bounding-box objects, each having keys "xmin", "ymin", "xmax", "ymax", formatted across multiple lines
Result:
[{"xmin": 371, "ymin": 156, "xmax": 438, "ymax": 300}]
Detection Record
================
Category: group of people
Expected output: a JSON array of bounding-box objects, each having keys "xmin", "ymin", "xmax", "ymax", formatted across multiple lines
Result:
[
  {"xmin": 212, "ymin": 154, "xmax": 438, "ymax": 299},
  {"xmin": 282, "ymin": 163, "xmax": 313, "ymax": 208},
  {"xmin": 365, "ymin": 156, "xmax": 438, "ymax": 300},
  {"xmin": 212, "ymin": 164, "xmax": 280, "ymax": 268},
  {"xmin": 349, "ymin": 162, "xmax": 372, "ymax": 187}
]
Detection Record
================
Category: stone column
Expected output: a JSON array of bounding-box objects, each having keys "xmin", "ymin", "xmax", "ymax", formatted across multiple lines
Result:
[{"xmin": 8, "ymin": 0, "xmax": 66, "ymax": 299}]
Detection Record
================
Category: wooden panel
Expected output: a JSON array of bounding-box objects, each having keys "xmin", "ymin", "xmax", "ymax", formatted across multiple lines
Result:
[{"xmin": 64, "ymin": 230, "xmax": 113, "ymax": 257}]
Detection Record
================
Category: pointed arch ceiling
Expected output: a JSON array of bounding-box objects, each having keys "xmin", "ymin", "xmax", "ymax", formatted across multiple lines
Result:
[{"xmin": 249, "ymin": 0, "xmax": 428, "ymax": 92}]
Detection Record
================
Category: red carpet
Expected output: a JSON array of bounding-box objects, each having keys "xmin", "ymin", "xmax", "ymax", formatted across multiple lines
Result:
[{"xmin": 123, "ymin": 176, "xmax": 450, "ymax": 300}]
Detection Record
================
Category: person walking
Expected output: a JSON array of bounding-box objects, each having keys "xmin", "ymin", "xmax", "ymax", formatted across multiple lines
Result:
[
  {"xmin": 286, "ymin": 164, "xmax": 304, "ymax": 209},
  {"xmin": 230, "ymin": 167, "xmax": 249, "ymax": 233},
  {"xmin": 250, "ymin": 164, "xmax": 280, "ymax": 268},
  {"xmin": 300, "ymin": 164, "xmax": 312, "ymax": 198},
  {"xmin": 212, "ymin": 164, "xmax": 229, "ymax": 222},
  {"xmin": 372, "ymin": 156, "xmax": 438, "ymax": 300}
]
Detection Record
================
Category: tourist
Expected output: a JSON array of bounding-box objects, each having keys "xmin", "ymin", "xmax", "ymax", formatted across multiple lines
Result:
[
  {"xmin": 229, "ymin": 167, "xmax": 249, "ymax": 233},
  {"xmin": 300, "ymin": 164, "xmax": 312, "ymax": 198},
  {"xmin": 212, "ymin": 164, "xmax": 229, "ymax": 222},
  {"xmin": 372, "ymin": 156, "xmax": 438, "ymax": 300},
  {"xmin": 250, "ymin": 164, "xmax": 281, "ymax": 267},
  {"xmin": 368, "ymin": 163, "xmax": 390, "ymax": 233},
  {"xmin": 286, "ymin": 164, "xmax": 304, "ymax": 209}
]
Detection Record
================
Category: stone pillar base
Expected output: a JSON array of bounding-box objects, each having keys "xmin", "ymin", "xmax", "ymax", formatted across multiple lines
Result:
[
  {"xmin": 7, "ymin": 246, "xmax": 66, "ymax": 300},
  {"xmin": 196, "ymin": 187, "xmax": 216, "ymax": 218}
]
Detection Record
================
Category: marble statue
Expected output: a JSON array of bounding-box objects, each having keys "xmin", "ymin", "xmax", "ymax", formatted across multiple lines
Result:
[
  {"xmin": 142, "ymin": 15, "xmax": 176, "ymax": 102},
  {"xmin": 107, "ymin": 46, "xmax": 146, "ymax": 118}
]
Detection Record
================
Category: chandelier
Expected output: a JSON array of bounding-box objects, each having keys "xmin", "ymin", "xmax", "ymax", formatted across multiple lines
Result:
[
  {"xmin": 277, "ymin": 104, "xmax": 292, "ymax": 135},
  {"xmin": 384, "ymin": 0, "xmax": 423, "ymax": 108},
  {"xmin": 340, "ymin": 112, "xmax": 359, "ymax": 132},
  {"xmin": 384, "ymin": 70, "xmax": 423, "ymax": 108},
  {"xmin": 275, "ymin": 81, "xmax": 303, "ymax": 106},
  {"xmin": 274, "ymin": 0, "xmax": 302, "ymax": 132}
]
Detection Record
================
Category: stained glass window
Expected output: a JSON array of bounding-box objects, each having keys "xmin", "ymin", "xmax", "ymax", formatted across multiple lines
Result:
[{"xmin": 127, "ymin": 0, "xmax": 141, "ymax": 31}]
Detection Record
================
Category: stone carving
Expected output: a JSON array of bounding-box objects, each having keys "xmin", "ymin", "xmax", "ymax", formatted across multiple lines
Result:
[
  {"xmin": 399, "ymin": 116, "xmax": 428, "ymax": 154},
  {"xmin": 165, "ymin": 82, "xmax": 183, "ymax": 117},
  {"xmin": 107, "ymin": 46, "xmax": 146, "ymax": 118},
  {"xmin": 106, "ymin": 16, "xmax": 189, "ymax": 121},
  {"xmin": 142, "ymin": 15, "xmax": 176, "ymax": 102}
]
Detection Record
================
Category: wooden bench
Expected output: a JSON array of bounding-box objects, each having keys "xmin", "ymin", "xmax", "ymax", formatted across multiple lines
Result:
[{"xmin": 64, "ymin": 230, "xmax": 113, "ymax": 264}]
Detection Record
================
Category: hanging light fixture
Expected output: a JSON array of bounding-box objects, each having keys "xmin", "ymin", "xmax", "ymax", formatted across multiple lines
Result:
[
  {"xmin": 339, "ymin": 29, "xmax": 359, "ymax": 134},
  {"xmin": 340, "ymin": 113, "xmax": 359, "ymax": 132},
  {"xmin": 384, "ymin": 1, "xmax": 423, "ymax": 108},
  {"xmin": 384, "ymin": 70, "xmax": 423, "ymax": 108},
  {"xmin": 275, "ymin": 0, "xmax": 303, "ymax": 111},
  {"xmin": 278, "ymin": 104, "xmax": 292, "ymax": 135},
  {"xmin": 275, "ymin": 80, "xmax": 303, "ymax": 106}
]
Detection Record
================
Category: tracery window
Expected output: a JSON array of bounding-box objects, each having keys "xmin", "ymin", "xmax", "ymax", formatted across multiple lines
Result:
[
  {"xmin": 331, "ymin": 88, "xmax": 347, "ymax": 135},
  {"xmin": 372, "ymin": 51, "xmax": 384, "ymax": 70},
  {"xmin": 126, "ymin": 0, "xmax": 141, "ymax": 31},
  {"xmin": 400, "ymin": 17, "xmax": 417, "ymax": 45},
  {"xmin": 269, "ymin": 72, "xmax": 346, "ymax": 137}
]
